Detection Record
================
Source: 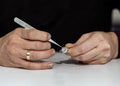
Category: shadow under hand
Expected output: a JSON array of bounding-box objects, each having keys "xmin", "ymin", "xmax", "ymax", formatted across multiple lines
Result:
[{"xmin": 55, "ymin": 58, "xmax": 84, "ymax": 65}]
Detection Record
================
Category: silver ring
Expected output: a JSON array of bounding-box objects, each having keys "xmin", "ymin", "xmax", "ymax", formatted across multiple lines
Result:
[{"xmin": 26, "ymin": 52, "xmax": 31, "ymax": 60}]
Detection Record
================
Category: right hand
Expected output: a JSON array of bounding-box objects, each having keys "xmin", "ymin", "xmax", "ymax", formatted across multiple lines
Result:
[{"xmin": 0, "ymin": 28, "xmax": 55, "ymax": 70}]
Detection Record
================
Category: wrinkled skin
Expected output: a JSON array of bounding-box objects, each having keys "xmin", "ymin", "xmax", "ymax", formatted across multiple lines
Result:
[
  {"xmin": 0, "ymin": 28, "xmax": 55, "ymax": 70},
  {"xmin": 66, "ymin": 31, "xmax": 118, "ymax": 64}
]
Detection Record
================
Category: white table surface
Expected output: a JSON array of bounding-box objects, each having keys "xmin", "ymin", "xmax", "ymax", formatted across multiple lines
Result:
[{"xmin": 0, "ymin": 53, "xmax": 120, "ymax": 86}]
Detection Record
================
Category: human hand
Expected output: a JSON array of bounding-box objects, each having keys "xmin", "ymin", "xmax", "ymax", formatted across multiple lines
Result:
[
  {"xmin": 66, "ymin": 31, "xmax": 118, "ymax": 64},
  {"xmin": 0, "ymin": 28, "xmax": 55, "ymax": 70}
]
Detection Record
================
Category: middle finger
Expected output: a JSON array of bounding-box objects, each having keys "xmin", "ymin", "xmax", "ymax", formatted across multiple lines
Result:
[
  {"xmin": 21, "ymin": 39, "xmax": 51, "ymax": 50},
  {"xmin": 19, "ymin": 48, "xmax": 55, "ymax": 61}
]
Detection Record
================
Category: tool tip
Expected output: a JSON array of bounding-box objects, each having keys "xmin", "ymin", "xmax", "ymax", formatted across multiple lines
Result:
[{"xmin": 60, "ymin": 47, "xmax": 68, "ymax": 53}]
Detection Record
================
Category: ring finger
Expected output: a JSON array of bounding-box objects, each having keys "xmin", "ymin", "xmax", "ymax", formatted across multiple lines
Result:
[{"xmin": 18, "ymin": 48, "xmax": 55, "ymax": 61}]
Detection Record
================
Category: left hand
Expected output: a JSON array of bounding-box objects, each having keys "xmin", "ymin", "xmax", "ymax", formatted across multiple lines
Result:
[{"xmin": 66, "ymin": 31, "xmax": 118, "ymax": 64}]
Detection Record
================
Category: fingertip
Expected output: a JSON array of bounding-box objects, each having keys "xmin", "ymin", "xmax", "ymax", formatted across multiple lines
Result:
[
  {"xmin": 67, "ymin": 48, "xmax": 72, "ymax": 55},
  {"xmin": 47, "ymin": 62, "xmax": 54, "ymax": 69},
  {"xmin": 65, "ymin": 43, "xmax": 74, "ymax": 48},
  {"xmin": 39, "ymin": 62, "xmax": 54, "ymax": 70},
  {"xmin": 47, "ymin": 33, "xmax": 51, "ymax": 40},
  {"xmin": 50, "ymin": 48, "xmax": 56, "ymax": 55}
]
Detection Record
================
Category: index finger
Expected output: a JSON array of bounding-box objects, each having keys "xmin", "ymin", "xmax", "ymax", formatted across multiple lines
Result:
[
  {"xmin": 68, "ymin": 34, "xmax": 100, "ymax": 57},
  {"xmin": 21, "ymin": 29, "xmax": 51, "ymax": 41}
]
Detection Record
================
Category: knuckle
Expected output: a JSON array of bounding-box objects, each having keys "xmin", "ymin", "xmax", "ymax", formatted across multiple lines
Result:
[
  {"xmin": 7, "ymin": 37, "xmax": 18, "ymax": 46},
  {"xmin": 79, "ymin": 46, "xmax": 85, "ymax": 54},
  {"xmin": 95, "ymin": 33, "xmax": 105, "ymax": 41},
  {"xmin": 26, "ymin": 63, "xmax": 34, "ymax": 70},
  {"xmin": 82, "ymin": 33, "xmax": 89, "ymax": 38},
  {"xmin": 104, "ymin": 44, "xmax": 110, "ymax": 51},
  {"xmin": 12, "ymin": 28, "xmax": 22, "ymax": 36},
  {"xmin": 7, "ymin": 35, "xmax": 21, "ymax": 46},
  {"xmin": 27, "ymin": 29, "xmax": 34, "ymax": 39},
  {"xmin": 8, "ymin": 48, "xmax": 18, "ymax": 56},
  {"xmin": 41, "ymin": 32, "xmax": 50, "ymax": 41},
  {"xmin": 14, "ymin": 28, "xmax": 22, "ymax": 33}
]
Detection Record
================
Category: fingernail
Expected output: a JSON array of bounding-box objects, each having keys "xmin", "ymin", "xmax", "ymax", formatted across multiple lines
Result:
[
  {"xmin": 51, "ymin": 49, "xmax": 55, "ymax": 54},
  {"xmin": 48, "ymin": 63, "xmax": 54, "ymax": 68},
  {"xmin": 67, "ymin": 48, "xmax": 71, "ymax": 54},
  {"xmin": 48, "ymin": 33, "xmax": 51, "ymax": 39}
]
